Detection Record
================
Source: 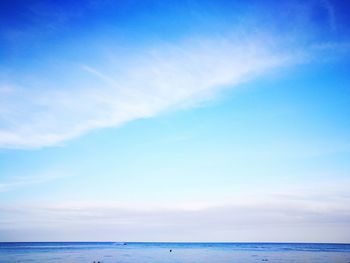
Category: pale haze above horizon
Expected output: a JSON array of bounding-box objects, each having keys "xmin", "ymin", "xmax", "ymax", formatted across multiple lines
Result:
[{"xmin": 0, "ymin": 0, "xmax": 350, "ymax": 243}]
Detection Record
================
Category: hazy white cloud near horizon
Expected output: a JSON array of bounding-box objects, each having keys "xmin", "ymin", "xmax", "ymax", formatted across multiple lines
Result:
[
  {"xmin": 1, "ymin": 175, "xmax": 349, "ymax": 242},
  {"xmin": 1, "ymin": 189, "xmax": 350, "ymax": 242}
]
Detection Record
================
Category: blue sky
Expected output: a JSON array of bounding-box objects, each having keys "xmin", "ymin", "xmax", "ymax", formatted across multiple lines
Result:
[{"xmin": 0, "ymin": 0, "xmax": 350, "ymax": 242}]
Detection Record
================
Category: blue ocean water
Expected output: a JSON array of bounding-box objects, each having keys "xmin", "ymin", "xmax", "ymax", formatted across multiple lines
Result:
[{"xmin": 0, "ymin": 242, "xmax": 350, "ymax": 263}]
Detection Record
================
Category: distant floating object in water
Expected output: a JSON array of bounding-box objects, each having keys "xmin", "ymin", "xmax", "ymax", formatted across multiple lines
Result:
[
  {"xmin": 170, "ymin": 249, "xmax": 172, "ymax": 252},
  {"xmin": 123, "ymin": 243, "xmax": 127, "ymax": 245}
]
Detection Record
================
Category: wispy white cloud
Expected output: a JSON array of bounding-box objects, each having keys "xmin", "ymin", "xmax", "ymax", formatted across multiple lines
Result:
[{"xmin": 0, "ymin": 36, "xmax": 299, "ymax": 149}]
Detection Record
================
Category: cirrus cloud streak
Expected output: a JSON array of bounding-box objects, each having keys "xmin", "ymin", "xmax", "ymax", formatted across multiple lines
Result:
[{"xmin": 0, "ymin": 36, "xmax": 298, "ymax": 149}]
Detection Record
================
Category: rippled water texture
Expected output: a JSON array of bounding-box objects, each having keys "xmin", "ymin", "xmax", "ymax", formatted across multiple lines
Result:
[{"xmin": 1, "ymin": 242, "xmax": 350, "ymax": 263}]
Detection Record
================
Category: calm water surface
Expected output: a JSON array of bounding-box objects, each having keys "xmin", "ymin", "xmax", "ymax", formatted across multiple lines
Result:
[{"xmin": 1, "ymin": 242, "xmax": 350, "ymax": 263}]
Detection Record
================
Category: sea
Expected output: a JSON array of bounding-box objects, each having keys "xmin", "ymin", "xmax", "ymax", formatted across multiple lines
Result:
[{"xmin": 0, "ymin": 242, "xmax": 350, "ymax": 263}]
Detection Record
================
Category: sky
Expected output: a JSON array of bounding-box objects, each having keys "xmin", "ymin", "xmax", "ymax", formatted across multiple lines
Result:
[{"xmin": 0, "ymin": 0, "xmax": 350, "ymax": 242}]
